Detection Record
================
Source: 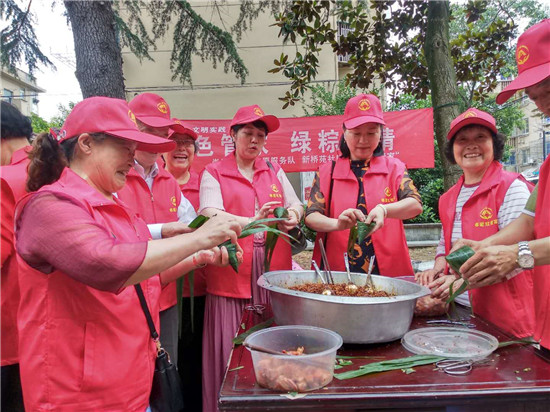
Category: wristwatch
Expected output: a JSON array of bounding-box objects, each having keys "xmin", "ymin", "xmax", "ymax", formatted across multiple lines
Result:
[{"xmin": 517, "ymin": 241, "xmax": 535, "ymax": 269}]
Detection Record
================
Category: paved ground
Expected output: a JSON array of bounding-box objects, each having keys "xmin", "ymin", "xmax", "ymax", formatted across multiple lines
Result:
[{"xmin": 293, "ymin": 247, "xmax": 437, "ymax": 270}]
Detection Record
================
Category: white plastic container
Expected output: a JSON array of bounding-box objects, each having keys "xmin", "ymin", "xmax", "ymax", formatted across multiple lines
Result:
[{"xmin": 244, "ymin": 325, "xmax": 343, "ymax": 392}]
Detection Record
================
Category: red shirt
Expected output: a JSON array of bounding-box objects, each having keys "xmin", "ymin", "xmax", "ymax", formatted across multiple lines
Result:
[{"xmin": 1, "ymin": 146, "xmax": 30, "ymax": 365}]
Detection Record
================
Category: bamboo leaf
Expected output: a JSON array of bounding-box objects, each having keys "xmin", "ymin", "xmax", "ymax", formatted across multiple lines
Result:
[
  {"xmin": 334, "ymin": 355, "xmax": 445, "ymax": 380},
  {"xmin": 445, "ymin": 246, "xmax": 475, "ymax": 274},
  {"xmin": 188, "ymin": 215, "xmax": 209, "ymax": 228}
]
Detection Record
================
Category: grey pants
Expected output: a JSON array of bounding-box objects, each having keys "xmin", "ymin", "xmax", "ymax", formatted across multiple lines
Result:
[{"xmin": 159, "ymin": 304, "xmax": 179, "ymax": 366}]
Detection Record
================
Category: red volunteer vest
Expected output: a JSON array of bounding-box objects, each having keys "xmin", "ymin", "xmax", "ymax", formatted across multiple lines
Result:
[
  {"xmin": 0, "ymin": 146, "xmax": 30, "ymax": 365},
  {"xmin": 534, "ymin": 157, "xmax": 550, "ymax": 347},
  {"xmin": 16, "ymin": 168, "xmax": 160, "ymax": 411},
  {"xmin": 179, "ymin": 170, "xmax": 206, "ymax": 297},
  {"xmin": 439, "ymin": 161, "xmax": 534, "ymax": 337},
  {"xmin": 203, "ymin": 153, "xmax": 292, "ymax": 298},
  {"xmin": 118, "ymin": 165, "xmax": 181, "ymax": 311},
  {"xmin": 312, "ymin": 156, "xmax": 414, "ymax": 276}
]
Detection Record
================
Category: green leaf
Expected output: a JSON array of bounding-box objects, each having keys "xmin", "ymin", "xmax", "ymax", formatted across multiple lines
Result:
[
  {"xmin": 334, "ymin": 355, "xmax": 445, "ymax": 380},
  {"xmin": 445, "ymin": 246, "xmax": 475, "ymax": 274},
  {"xmin": 188, "ymin": 215, "xmax": 209, "ymax": 229},
  {"xmin": 233, "ymin": 318, "xmax": 275, "ymax": 345}
]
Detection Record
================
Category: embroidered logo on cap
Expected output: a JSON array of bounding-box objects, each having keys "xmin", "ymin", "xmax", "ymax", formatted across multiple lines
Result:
[
  {"xmin": 57, "ymin": 129, "xmax": 67, "ymax": 141},
  {"xmin": 480, "ymin": 207, "xmax": 493, "ymax": 220},
  {"xmin": 463, "ymin": 110, "xmax": 478, "ymax": 119},
  {"xmin": 516, "ymin": 45, "xmax": 529, "ymax": 65},
  {"xmin": 157, "ymin": 101, "xmax": 169, "ymax": 114},
  {"xmin": 358, "ymin": 98, "xmax": 371, "ymax": 111},
  {"xmin": 128, "ymin": 110, "xmax": 137, "ymax": 126},
  {"xmin": 254, "ymin": 107, "xmax": 264, "ymax": 117}
]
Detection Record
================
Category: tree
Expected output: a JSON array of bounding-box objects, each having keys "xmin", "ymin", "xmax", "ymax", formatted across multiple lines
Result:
[
  {"xmin": 268, "ymin": 0, "xmax": 549, "ymax": 189},
  {"xmin": 30, "ymin": 102, "xmax": 75, "ymax": 134},
  {"xmin": 2, "ymin": 0, "xmax": 272, "ymax": 98}
]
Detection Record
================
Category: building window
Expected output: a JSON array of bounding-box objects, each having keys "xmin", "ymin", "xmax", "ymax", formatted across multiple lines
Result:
[
  {"xmin": 20, "ymin": 88, "xmax": 26, "ymax": 101},
  {"xmin": 513, "ymin": 118, "xmax": 529, "ymax": 136},
  {"xmin": 521, "ymin": 148, "xmax": 530, "ymax": 164},
  {"xmin": 508, "ymin": 150, "xmax": 516, "ymax": 165},
  {"xmin": 3, "ymin": 89, "xmax": 13, "ymax": 104}
]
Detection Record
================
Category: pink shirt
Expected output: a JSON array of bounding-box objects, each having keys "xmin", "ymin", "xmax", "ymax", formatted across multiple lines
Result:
[{"xmin": 16, "ymin": 192, "xmax": 147, "ymax": 293}]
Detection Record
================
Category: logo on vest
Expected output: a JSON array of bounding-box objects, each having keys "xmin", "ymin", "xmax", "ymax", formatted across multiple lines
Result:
[
  {"xmin": 254, "ymin": 107, "xmax": 264, "ymax": 117},
  {"xmin": 128, "ymin": 110, "xmax": 137, "ymax": 126},
  {"xmin": 516, "ymin": 45, "xmax": 529, "ymax": 65},
  {"xmin": 474, "ymin": 207, "xmax": 497, "ymax": 228},
  {"xmin": 269, "ymin": 184, "xmax": 282, "ymax": 199},
  {"xmin": 157, "ymin": 101, "xmax": 169, "ymax": 114},
  {"xmin": 463, "ymin": 110, "xmax": 477, "ymax": 119},
  {"xmin": 358, "ymin": 98, "xmax": 371, "ymax": 111},
  {"xmin": 381, "ymin": 186, "xmax": 396, "ymax": 203},
  {"xmin": 169, "ymin": 195, "xmax": 177, "ymax": 213}
]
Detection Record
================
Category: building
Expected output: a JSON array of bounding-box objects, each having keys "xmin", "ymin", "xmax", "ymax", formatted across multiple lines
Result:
[
  {"xmin": 121, "ymin": 2, "xmax": 384, "ymax": 121},
  {"xmin": 498, "ymin": 78, "xmax": 550, "ymax": 179},
  {"xmin": 121, "ymin": 1, "xmax": 384, "ymax": 199},
  {"xmin": 1, "ymin": 68, "xmax": 46, "ymax": 116}
]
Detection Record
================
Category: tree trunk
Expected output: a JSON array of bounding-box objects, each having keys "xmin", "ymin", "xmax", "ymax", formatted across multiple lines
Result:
[
  {"xmin": 64, "ymin": 1, "xmax": 126, "ymax": 99},
  {"xmin": 424, "ymin": 0, "xmax": 462, "ymax": 190}
]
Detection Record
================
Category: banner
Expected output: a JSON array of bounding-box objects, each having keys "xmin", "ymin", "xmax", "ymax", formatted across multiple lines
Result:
[{"xmin": 185, "ymin": 107, "xmax": 434, "ymax": 173}]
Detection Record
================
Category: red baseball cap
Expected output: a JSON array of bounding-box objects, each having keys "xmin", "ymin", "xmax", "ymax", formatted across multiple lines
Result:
[
  {"xmin": 446, "ymin": 108, "xmax": 498, "ymax": 140},
  {"xmin": 58, "ymin": 97, "xmax": 176, "ymax": 152},
  {"xmin": 169, "ymin": 118, "xmax": 198, "ymax": 140},
  {"xmin": 496, "ymin": 19, "xmax": 550, "ymax": 104},
  {"xmin": 343, "ymin": 93, "xmax": 385, "ymax": 129},
  {"xmin": 128, "ymin": 93, "xmax": 178, "ymax": 128},
  {"xmin": 229, "ymin": 105, "xmax": 279, "ymax": 133}
]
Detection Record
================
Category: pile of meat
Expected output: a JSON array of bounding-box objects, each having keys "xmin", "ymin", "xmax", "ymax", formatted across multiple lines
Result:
[
  {"xmin": 255, "ymin": 355, "xmax": 333, "ymax": 392},
  {"xmin": 289, "ymin": 283, "xmax": 394, "ymax": 297}
]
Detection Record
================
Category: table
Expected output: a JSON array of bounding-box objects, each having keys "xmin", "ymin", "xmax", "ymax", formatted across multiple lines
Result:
[{"xmin": 219, "ymin": 305, "xmax": 550, "ymax": 411}]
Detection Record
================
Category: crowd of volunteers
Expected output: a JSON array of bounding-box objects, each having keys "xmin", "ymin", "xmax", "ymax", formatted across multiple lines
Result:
[{"xmin": 0, "ymin": 17, "xmax": 549, "ymax": 412}]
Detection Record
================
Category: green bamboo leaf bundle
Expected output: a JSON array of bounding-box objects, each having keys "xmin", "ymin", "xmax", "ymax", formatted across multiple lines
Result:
[
  {"xmin": 187, "ymin": 214, "xmax": 293, "ymax": 273},
  {"xmin": 445, "ymin": 246, "xmax": 475, "ymax": 305},
  {"xmin": 264, "ymin": 207, "xmax": 289, "ymax": 272},
  {"xmin": 445, "ymin": 246, "xmax": 475, "ymax": 274},
  {"xmin": 347, "ymin": 221, "xmax": 376, "ymax": 254},
  {"xmin": 334, "ymin": 354, "xmax": 445, "ymax": 380}
]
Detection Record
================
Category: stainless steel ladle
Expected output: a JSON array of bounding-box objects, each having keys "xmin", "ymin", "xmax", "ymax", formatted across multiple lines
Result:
[
  {"xmin": 312, "ymin": 260, "xmax": 332, "ymax": 295},
  {"xmin": 343, "ymin": 252, "xmax": 359, "ymax": 295}
]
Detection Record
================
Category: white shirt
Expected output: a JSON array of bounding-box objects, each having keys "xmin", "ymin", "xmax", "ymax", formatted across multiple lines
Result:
[{"xmin": 122, "ymin": 160, "xmax": 197, "ymax": 239}]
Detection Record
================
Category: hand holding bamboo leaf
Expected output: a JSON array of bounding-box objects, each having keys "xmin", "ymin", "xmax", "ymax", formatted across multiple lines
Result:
[
  {"xmin": 336, "ymin": 208, "xmax": 366, "ymax": 231},
  {"xmin": 444, "ymin": 246, "xmax": 475, "ymax": 305}
]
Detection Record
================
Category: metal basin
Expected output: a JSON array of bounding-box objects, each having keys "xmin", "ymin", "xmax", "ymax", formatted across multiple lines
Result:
[{"xmin": 258, "ymin": 270, "xmax": 430, "ymax": 344}]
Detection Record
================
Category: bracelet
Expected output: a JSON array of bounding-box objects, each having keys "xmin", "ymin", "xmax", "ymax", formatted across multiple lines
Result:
[
  {"xmin": 288, "ymin": 207, "xmax": 301, "ymax": 221},
  {"xmin": 376, "ymin": 204, "xmax": 388, "ymax": 218},
  {"xmin": 192, "ymin": 252, "xmax": 207, "ymax": 268}
]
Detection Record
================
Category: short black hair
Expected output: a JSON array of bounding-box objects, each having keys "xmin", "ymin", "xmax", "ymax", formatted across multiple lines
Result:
[
  {"xmin": 1, "ymin": 101, "xmax": 32, "ymax": 141},
  {"xmin": 230, "ymin": 120, "xmax": 268, "ymax": 136},
  {"xmin": 339, "ymin": 124, "xmax": 384, "ymax": 159},
  {"xmin": 444, "ymin": 124, "xmax": 506, "ymax": 164}
]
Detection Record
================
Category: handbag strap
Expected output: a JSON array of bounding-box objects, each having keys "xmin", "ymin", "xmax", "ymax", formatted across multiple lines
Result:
[{"xmin": 135, "ymin": 284, "xmax": 159, "ymax": 341}]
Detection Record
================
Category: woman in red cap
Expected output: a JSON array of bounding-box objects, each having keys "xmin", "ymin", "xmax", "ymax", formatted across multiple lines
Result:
[
  {"xmin": 305, "ymin": 93, "xmax": 422, "ymax": 277},
  {"xmin": 164, "ymin": 120, "xmax": 207, "ymax": 410},
  {"xmin": 14, "ymin": 96, "xmax": 242, "ymax": 411},
  {"xmin": 451, "ymin": 19, "xmax": 550, "ymax": 355},
  {"xmin": 199, "ymin": 104, "xmax": 303, "ymax": 412},
  {"xmin": 416, "ymin": 108, "xmax": 534, "ymax": 338}
]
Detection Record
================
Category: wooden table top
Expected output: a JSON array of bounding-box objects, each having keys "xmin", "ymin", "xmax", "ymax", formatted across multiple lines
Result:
[{"xmin": 219, "ymin": 304, "xmax": 550, "ymax": 411}]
